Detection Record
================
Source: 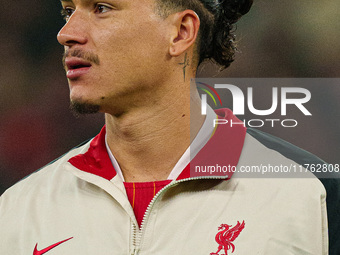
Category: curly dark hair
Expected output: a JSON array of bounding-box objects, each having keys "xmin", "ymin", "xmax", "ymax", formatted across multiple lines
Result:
[{"xmin": 156, "ymin": 0, "xmax": 253, "ymax": 69}]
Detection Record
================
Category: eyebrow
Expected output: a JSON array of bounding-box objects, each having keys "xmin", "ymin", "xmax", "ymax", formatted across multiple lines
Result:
[{"xmin": 60, "ymin": 0, "xmax": 95, "ymax": 5}]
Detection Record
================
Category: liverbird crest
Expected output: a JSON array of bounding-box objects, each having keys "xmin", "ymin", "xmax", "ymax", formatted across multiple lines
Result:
[{"xmin": 210, "ymin": 221, "xmax": 245, "ymax": 255}]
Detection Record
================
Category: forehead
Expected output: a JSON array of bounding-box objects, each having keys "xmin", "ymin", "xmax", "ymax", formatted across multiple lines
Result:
[{"xmin": 59, "ymin": 0, "xmax": 157, "ymax": 5}]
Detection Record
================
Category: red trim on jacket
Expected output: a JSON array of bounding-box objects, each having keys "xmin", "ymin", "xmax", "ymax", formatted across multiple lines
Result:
[
  {"xmin": 68, "ymin": 109, "xmax": 246, "ymax": 181},
  {"xmin": 178, "ymin": 108, "xmax": 246, "ymax": 180},
  {"xmin": 68, "ymin": 126, "xmax": 117, "ymax": 180}
]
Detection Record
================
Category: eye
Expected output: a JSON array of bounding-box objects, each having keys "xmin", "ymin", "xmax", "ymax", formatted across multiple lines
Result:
[
  {"xmin": 94, "ymin": 3, "xmax": 112, "ymax": 14},
  {"xmin": 61, "ymin": 7, "xmax": 75, "ymax": 21}
]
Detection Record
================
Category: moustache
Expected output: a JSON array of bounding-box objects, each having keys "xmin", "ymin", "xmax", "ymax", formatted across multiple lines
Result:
[{"xmin": 62, "ymin": 49, "xmax": 100, "ymax": 69}]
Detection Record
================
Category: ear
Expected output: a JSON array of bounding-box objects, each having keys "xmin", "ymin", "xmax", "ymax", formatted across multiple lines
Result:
[{"xmin": 168, "ymin": 10, "xmax": 200, "ymax": 57}]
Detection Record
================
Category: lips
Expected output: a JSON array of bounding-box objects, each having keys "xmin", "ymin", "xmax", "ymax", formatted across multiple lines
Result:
[{"xmin": 65, "ymin": 58, "xmax": 92, "ymax": 79}]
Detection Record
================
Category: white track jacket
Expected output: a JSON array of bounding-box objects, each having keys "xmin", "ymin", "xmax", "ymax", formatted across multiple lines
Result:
[{"xmin": 1, "ymin": 108, "xmax": 339, "ymax": 255}]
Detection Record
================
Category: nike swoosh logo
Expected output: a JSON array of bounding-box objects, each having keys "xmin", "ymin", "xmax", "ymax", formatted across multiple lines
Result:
[{"xmin": 33, "ymin": 237, "xmax": 73, "ymax": 255}]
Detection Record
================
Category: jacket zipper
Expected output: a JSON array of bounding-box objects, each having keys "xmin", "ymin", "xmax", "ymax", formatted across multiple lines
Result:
[
  {"xmin": 131, "ymin": 175, "xmax": 228, "ymax": 253},
  {"xmin": 131, "ymin": 221, "xmax": 141, "ymax": 255}
]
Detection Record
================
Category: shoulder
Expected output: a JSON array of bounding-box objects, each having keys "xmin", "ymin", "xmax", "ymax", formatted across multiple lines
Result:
[
  {"xmin": 0, "ymin": 139, "xmax": 92, "ymax": 207},
  {"xmin": 243, "ymin": 128, "xmax": 340, "ymax": 254}
]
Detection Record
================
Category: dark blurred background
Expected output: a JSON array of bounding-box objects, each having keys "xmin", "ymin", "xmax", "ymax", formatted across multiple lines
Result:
[{"xmin": 0, "ymin": 0, "xmax": 339, "ymax": 194}]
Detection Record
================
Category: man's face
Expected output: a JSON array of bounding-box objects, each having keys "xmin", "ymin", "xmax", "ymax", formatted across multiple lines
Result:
[{"xmin": 57, "ymin": 0, "xmax": 172, "ymax": 114}]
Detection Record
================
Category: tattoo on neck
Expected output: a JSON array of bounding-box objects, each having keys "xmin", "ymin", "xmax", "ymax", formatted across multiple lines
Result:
[{"xmin": 179, "ymin": 53, "xmax": 190, "ymax": 81}]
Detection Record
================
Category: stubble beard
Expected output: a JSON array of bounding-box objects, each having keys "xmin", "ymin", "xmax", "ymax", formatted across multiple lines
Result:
[
  {"xmin": 70, "ymin": 100, "xmax": 101, "ymax": 116},
  {"xmin": 63, "ymin": 48, "xmax": 102, "ymax": 116}
]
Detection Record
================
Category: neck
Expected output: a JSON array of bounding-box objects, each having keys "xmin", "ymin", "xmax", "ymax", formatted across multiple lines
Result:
[{"xmin": 105, "ymin": 81, "xmax": 204, "ymax": 182}]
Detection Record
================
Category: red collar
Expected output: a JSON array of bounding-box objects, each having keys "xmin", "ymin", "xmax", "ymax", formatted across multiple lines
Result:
[{"xmin": 68, "ymin": 109, "xmax": 246, "ymax": 181}]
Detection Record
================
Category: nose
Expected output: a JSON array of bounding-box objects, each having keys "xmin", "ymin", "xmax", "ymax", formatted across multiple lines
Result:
[{"xmin": 57, "ymin": 11, "xmax": 88, "ymax": 47}]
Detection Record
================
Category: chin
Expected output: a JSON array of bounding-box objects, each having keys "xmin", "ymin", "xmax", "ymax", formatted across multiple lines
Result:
[{"xmin": 70, "ymin": 99, "xmax": 101, "ymax": 115}]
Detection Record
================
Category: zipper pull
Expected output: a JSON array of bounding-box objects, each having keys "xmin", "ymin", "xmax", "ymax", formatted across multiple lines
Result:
[{"xmin": 131, "ymin": 248, "xmax": 140, "ymax": 255}]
